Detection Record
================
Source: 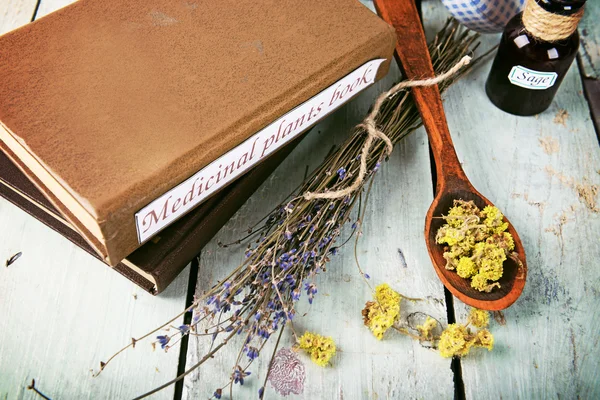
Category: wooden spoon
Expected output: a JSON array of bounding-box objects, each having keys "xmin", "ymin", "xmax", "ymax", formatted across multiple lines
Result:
[{"xmin": 374, "ymin": 0, "xmax": 526, "ymax": 310}]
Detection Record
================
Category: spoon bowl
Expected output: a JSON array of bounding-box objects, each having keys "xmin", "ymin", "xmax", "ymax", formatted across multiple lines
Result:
[
  {"xmin": 424, "ymin": 183, "xmax": 527, "ymax": 310},
  {"xmin": 374, "ymin": 0, "xmax": 527, "ymax": 310}
]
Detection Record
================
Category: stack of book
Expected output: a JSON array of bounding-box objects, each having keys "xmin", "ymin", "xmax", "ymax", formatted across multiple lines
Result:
[{"xmin": 0, "ymin": 0, "xmax": 396, "ymax": 294}]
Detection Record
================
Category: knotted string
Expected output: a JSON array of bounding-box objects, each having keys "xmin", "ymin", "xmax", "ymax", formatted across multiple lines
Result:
[{"xmin": 303, "ymin": 55, "xmax": 471, "ymax": 201}]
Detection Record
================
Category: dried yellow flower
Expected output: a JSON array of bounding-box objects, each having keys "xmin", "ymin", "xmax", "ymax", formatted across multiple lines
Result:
[
  {"xmin": 467, "ymin": 308, "xmax": 490, "ymax": 328},
  {"xmin": 438, "ymin": 315, "xmax": 495, "ymax": 358},
  {"xmin": 297, "ymin": 332, "xmax": 336, "ymax": 367},
  {"xmin": 362, "ymin": 284, "xmax": 402, "ymax": 340},
  {"xmin": 457, "ymin": 257, "xmax": 478, "ymax": 278},
  {"xmin": 475, "ymin": 329, "xmax": 494, "ymax": 351},
  {"xmin": 436, "ymin": 200, "xmax": 517, "ymax": 292},
  {"xmin": 416, "ymin": 316, "xmax": 438, "ymax": 341},
  {"xmin": 482, "ymin": 205, "xmax": 509, "ymax": 234},
  {"xmin": 438, "ymin": 324, "xmax": 474, "ymax": 358}
]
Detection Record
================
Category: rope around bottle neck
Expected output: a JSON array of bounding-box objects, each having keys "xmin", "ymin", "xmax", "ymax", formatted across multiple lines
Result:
[{"xmin": 522, "ymin": 0, "xmax": 584, "ymax": 42}]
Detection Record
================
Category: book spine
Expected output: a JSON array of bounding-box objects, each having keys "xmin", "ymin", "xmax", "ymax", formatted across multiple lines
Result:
[{"xmin": 135, "ymin": 58, "xmax": 386, "ymax": 243}]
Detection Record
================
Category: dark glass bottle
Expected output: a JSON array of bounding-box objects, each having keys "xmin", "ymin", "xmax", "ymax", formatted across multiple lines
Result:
[{"xmin": 485, "ymin": 0, "xmax": 586, "ymax": 116}]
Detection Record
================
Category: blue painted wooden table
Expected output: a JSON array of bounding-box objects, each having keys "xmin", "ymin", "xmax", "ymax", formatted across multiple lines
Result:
[{"xmin": 0, "ymin": 0, "xmax": 598, "ymax": 399}]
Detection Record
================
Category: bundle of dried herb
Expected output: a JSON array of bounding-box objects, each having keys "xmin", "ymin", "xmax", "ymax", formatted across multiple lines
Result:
[{"xmin": 95, "ymin": 20, "xmax": 490, "ymax": 399}]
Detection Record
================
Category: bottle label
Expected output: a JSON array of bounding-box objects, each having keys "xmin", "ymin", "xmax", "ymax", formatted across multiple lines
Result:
[{"xmin": 508, "ymin": 65, "xmax": 558, "ymax": 90}]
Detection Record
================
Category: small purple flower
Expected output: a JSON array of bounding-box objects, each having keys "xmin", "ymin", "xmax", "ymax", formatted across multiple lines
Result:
[
  {"xmin": 373, "ymin": 161, "xmax": 381, "ymax": 172},
  {"xmin": 247, "ymin": 346, "xmax": 260, "ymax": 360},
  {"xmin": 364, "ymin": 273, "xmax": 370, "ymax": 279},
  {"xmin": 156, "ymin": 335, "xmax": 170, "ymax": 349},
  {"xmin": 304, "ymin": 282, "xmax": 317, "ymax": 295},
  {"xmin": 258, "ymin": 328, "xmax": 269, "ymax": 339},
  {"xmin": 285, "ymin": 274, "xmax": 296, "ymax": 287},
  {"xmin": 337, "ymin": 167, "xmax": 347, "ymax": 180},
  {"xmin": 258, "ymin": 387, "xmax": 265, "ymax": 399},
  {"xmin": 214, "ymin": 389, "xmax": 222, "ymax": 399},
  {"xmin": 284, "ymin": 230, "xmax": 293, "ymax": 240},
  {"xmin": 304, "ymin": 282, "xmax": 318, "ymax": 304},
  {"xmin": 178, "ymin": 325, "xmax": 190, "ymax": 335},
  {"xmin": 281, "ymin": 262, "xmax": 292, "ymax": 271},
  {"xmin": 192, "ymin": 310, "xmax": 202, "ymax": 324},
  {"xmin": 319, "ymin": 237, "xmax": 331, "ymax": 249},
  {"xmin": 233, "ymin": 368, "xmax": 251, "ymax": 385},
  {"xmin": 291, "ymin": 289, "xmax": 301, "ymax": 301}
]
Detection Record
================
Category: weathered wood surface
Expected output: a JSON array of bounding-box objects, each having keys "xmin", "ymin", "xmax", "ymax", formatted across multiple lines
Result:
[
  {"xmin": 0, "ymin": 0, "xmax": 35, "ymax": 35},
  {"xmin": 1, "ymin": 0, "xmax": 599, "ymax": 399},
  {"xmin": 0, "ymin": 1, "xmax": 189, "ymax": 399},
  {"xmin": 580, "ymin": 1, "xmax": 599, "ymax": 79},
  {"xmin": 579, "ymin": 1, "xmax": 600, "ymax": 140},
  {"xmin": 424, "ymin": 1, "xmax": 600, "ymax": 399},
  {"xmin": 183, "ymin": 1, "xmax": 455, "ymax": 398}
]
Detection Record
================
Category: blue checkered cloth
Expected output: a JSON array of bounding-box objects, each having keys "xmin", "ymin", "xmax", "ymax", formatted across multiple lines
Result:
[{"xmin": 441, "ymin": 0, "xmax": 525, "ymax": 33}]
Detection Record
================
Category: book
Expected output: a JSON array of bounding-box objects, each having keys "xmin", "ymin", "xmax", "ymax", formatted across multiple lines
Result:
[
  {"xmin": 0, "ymin": 0, "xmax": 396, "ymax": 266},
  {"xmin": 0, "ymin": 136, "xmax": 303, "ymax": 294}
]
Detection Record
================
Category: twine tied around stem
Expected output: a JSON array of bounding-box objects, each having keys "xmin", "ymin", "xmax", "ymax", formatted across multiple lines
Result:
[
  {"xmin": 303, "ymin": 55, "xmax": 472, "ymax": 201},
  {"xmin": 523, "ymin": 0, "xmax": 584, "ymax": 42}
]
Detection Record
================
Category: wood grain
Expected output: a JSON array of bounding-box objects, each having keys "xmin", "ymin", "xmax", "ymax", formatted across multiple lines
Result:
[
  {"xmin": 2, "ymin": 0, "xmax": 598, "ymax": 398},
  {"xmin": 0, "ymin": 1, "xmax": 189, "ymax": 399},
  {"xmin": 579, "ymin": 1, "xmax": 600, "ymax": 140},
  {"xmin": 424, "ymin": 0, "xmax": 600, "ymax": 398},
  {"xmin": 0, "ymin": 0, "xmax": 36, "ymax": 35},
  {"xmin": 579, "ymin": 1, "xmax": 599, "ymax": 79},
  {"xmin": 183, "ymin": 2, "xmax": 455, "ymax": 399}
]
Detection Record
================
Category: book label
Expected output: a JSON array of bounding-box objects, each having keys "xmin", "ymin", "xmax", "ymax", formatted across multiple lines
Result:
[{"xmin": 135, "ymin": 58, "xmax": 386, "ymax": 243}]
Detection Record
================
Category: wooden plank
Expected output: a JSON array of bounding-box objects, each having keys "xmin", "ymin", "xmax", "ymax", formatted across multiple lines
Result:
[
  {"xmin": 424, "ymin": 1, "xmax": 600, "ymax": 399},
  {"xmin": 183, "ymin": 2, "xmax": 455, "ymax": 399},
  {"xmin": 35, "ymin": 0, "xmax": 72, "ymax": 18},
  {"xmin": 580, "ymin": 0, "xmax": 600, "ymax": 79},
  {"xmin": 579, "ymin": 1, "xmax": 600, "ymax": 142},
  {"xmin": 0, "ymin": 1, "xmax": 189, "ymax": 399},
  {"xmin": 0, "ymin": 0, "xmax": 36, "ymax": 35}
]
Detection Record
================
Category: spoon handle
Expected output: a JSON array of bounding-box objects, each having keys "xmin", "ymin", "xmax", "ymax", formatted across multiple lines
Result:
[{"xmin": 373, "ymin": 0, "xmax": 469, "ymax": 192}]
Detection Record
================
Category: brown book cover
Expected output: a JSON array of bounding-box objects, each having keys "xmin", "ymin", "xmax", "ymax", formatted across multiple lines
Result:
[
  {"xmin": 0, "ymin": 0, "xmax": 396, "ymax": 265},
  {"xmin": 0, "ymin": 135, "xmax": 302, "ymax": 294}
]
